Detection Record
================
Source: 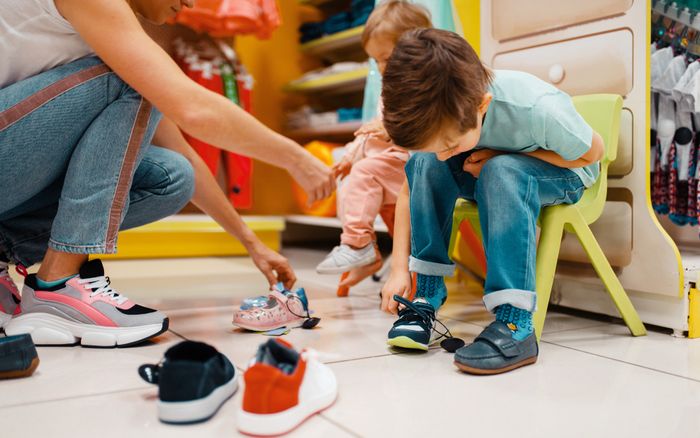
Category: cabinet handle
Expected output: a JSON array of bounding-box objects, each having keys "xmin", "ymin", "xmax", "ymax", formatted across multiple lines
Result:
[{"xmin": 548, "ymin": 64, "xmax": 565, "ymax": 84}]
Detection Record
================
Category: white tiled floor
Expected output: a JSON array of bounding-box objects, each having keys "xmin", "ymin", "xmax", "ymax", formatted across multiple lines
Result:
[{"xmin": 2, "ymin": 248, "xmax": 700, "ymax": 438}]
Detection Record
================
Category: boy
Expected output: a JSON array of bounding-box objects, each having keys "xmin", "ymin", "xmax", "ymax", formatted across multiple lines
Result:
[{"xmin": 380, "ymin": 29, "xmax": 604, "ymax": 374}]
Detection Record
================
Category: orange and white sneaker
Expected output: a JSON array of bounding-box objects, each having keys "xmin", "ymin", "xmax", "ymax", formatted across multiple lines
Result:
[{"xmin": 236, "ymin": 339, "xmax": 338, "ymax": 436}]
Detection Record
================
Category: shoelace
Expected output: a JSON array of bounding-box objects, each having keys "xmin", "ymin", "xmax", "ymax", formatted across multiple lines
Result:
[
  {"xmin": 393, "ymin": 295, "xmax": 465, "ymax": 352},
  {"xmin": 78, "ymin": 276, "xmax": 128, "ymax": 305}
]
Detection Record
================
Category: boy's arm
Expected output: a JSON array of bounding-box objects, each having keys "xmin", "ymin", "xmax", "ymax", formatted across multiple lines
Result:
[
  {"xmin": 526, "ymin": 130, "xmax": 604, "ymax": 168},
  {"xmin": 381, "ymin": 178, "xmax": 413, "ymax": 314}
]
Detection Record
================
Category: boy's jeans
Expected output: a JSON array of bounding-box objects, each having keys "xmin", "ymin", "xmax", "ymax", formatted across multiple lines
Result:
[
  {"xmin": 406, "ymin": 152, "xmax": 586, "ymax": 312},
  {"xmin": 0, "ymin": 57, "xmax": 195, "ymax": 266}
]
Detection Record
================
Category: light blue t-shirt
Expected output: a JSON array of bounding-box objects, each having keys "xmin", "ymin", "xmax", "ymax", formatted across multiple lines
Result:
[{"xmin": 477, "ymin": 70, "xmax": 597, "ymax": 187}]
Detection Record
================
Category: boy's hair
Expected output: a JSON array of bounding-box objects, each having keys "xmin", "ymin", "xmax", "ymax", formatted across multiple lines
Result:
[
  {"xmin": 382, "ymin": 29, "xmax": 494, "ymax": 150},
  {"xmin": 361, "ymin": 0, "xmax": 432, "ymax": 47}
]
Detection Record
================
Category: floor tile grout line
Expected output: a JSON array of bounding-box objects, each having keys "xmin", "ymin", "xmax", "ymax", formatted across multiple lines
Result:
[
  {"xmin": 2, "ymin": 385, "xmax": 151, "ymax": 410},
  {"xmin": 541, "ymin": 322, "xmax": 612, "ymax": 335},
  {"xmin": 167, "ymin": 329, "xmax": 189, "ymax": 340},
  {"xmin": 542, "ymin": 340, "xmax": 700, "ymax": 384},
  {"xmin": 318, "ymin": 413, "xmax": 364, "ymax": 438}
]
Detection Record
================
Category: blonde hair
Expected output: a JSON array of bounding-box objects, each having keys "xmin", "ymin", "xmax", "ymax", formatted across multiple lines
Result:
[{"xmin": 361, "ymin": 0, "xmax": 432, "ymax": 47}]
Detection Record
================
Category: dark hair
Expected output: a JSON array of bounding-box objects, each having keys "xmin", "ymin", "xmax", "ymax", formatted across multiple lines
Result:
[
  {"xmin": 361, "ymin": 0, "xmax": 432, "ymax": 47},
  {"xmin": 382, "ymin": 28, "xmax": 494, "ymax": 149}
]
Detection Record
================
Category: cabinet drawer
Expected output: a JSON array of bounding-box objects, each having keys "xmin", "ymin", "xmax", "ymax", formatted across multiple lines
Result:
[
  {"xmin": 557, "ymin": 201, "xmax": 632, "ymax": 267},
  {"xmin": 492, "ymin": 30, "xmax": 633, "ymax": 97},
  {"xmin": 610, "ymin": 108, "xmax": 633, "ymax": 176},
  {"xmin": 491, "ymin": 0, "xmax": 633, "ymax": 41}
]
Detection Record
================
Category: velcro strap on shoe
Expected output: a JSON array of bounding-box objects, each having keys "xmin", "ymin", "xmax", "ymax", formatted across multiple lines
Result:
[{"xmin": 474, "ymin": 324, "xmax": 521, "ymax": 358}]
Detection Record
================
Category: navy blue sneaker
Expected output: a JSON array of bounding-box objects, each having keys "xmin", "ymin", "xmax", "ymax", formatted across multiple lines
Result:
[
  {"xmin": 139, "ymin": 341, "xmax": 238, "ymax": 424},
  {"xmin": 0, "ymin": 334, "xmax": 39, "ymax": 379},
  {"xmin": 454, "ymin": 321, "xmax": 539, "ymax": 375},
  {"xmin": 387, "ymin": 296, "xmax": 438, "ymax": 351}
]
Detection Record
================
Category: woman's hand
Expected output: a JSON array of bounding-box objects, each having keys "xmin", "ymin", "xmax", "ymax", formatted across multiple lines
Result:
[
  {"xmin": 249, "ymin": 242, "xmax": 297, "ymax": 290},
  {"xmin": 288, "ymin": 150, "xmax": 337, "ymax": 205},
  {"xmin": 463, "ymin": 149, "xmax": 503, "ymax": 178},
  {"xmin": 381, "ymin": 269, "xmax": 413, "ymax": 314}
]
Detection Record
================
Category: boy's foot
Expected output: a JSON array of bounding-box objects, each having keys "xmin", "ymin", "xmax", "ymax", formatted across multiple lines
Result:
[
  {"xmin": 4, "ymin": 259, "xmax": 169, "ymax": 347},
  {"xmin": 237, "ymin": 339, "xmax": 338, "ymax": 436},
  {"xmin": 316, "ymin": 243, "xmax": 378, "ymax": 274},
  {"xmin": 387, "ymin": 296, "xmax": 437, "ymax": 351},
  {"xmin": 453, "ymin": 321, "xmax": 539, "ymax": 375},
  {"xmin": 0, "ymin": 262, "xmax": 21, "ymax": 328},
  {"xmin": 233, "ymin": 289, "xmax": 308, "ymax": 332}
]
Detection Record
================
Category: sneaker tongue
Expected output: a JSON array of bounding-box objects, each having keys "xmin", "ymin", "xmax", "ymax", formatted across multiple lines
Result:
[
  {"xmin": 413, "ymin": 298, "xmax": 429, "ymax": 305},
  {"xmin": 79, "ymin": 259, "xmax": 105, "ymax": 279}
]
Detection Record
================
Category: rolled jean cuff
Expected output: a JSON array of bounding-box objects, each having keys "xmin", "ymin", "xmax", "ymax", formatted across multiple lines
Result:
[
  {"xmin": 409, "ymin": 256, "xmax": 455, "ymax": 277},
  {"xmin": 48, "ymin": 239, "xmax": 117, "ymax": 255},
  {"xmin": 483, "ymin": 289, "xmax": 537, "ymax": 313}
]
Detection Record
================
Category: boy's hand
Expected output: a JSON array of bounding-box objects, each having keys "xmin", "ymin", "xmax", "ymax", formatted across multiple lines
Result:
[
  {"xmin": 355, "ymin": 119, "xmax": 391, "ymax": 142},
  {"xmin": 381, "ymin": 269, "xmax": 413, "ymax": 314},
  {"xmin": 463, "ymin": 149, "xmax": 503, "ymax": 178},
  {"xmin": 332, "ymin": 159, "xmax": 352, "ymax": 180}
]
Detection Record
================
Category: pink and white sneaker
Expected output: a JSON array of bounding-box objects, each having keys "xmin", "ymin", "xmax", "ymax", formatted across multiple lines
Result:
[
  {"xmin": 0, "ymin": 261, "xmax": 21, "ymax": 329},
  {"xmin": 233, "ymin": 289, "xmax": 308, "ymax": 332},
  {"xmin": 4, "ymin": 259, "xmax": 168, "ymax": 347}
]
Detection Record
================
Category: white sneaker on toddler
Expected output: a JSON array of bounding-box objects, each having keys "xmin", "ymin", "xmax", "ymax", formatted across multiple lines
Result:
[{"xmin": 316, "ymin": 244, "xmax": 378, "ymax": 274}]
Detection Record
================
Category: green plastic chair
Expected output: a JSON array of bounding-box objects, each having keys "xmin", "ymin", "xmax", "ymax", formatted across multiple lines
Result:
[{"xmin": 447, "ymin": 94, "xmax": 646, "ymax": 339}]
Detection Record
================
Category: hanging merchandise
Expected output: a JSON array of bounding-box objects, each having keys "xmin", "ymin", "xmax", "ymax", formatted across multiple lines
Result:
[
  {"xmin": 172, "ymin": 0, "xmax": 281, "ymax": 39},
  {"xmin": 651, "ymin": 5, "xmax": 700, "ymax": 234},
  {"xmin": 174, "ymin": 38, "xmax": 254, "ymax": 209}
]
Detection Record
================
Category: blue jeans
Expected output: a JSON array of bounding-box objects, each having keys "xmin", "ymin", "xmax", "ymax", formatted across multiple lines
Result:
[
  {"xmin": 406, "ymin": 152, "xmax": 586, "ymax": 312},
  {"xmin": 0, "ymin": 57, "xmax": 195, "ymax": 266}
]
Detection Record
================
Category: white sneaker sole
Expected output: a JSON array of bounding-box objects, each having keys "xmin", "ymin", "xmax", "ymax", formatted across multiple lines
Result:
[
  {"xmin": 4, "ymin": 312, "xmax": 168, "ymax": 347},
  {"xmin": 315, "ymin": 251, "xmax": 378, "ymax": 275},
  {"xmin": 158, "ymin": 373, "xmax": 239, "ymax": 424},
  {"xmin": 232, "ymin": 317, "xmax": 304, "ymax": 333},
  {"xmin": 0, "ymin": 312, "xmax": 12, "ymax": 329},
  {"xmin": 236, "ymin": 386, "xmax": 338, "ymax": 436}
]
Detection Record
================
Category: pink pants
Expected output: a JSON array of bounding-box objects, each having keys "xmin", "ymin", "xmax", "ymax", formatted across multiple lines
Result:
[{"xmin": 339, "ymin": 148, "xmax": 408, "ymax": 248}]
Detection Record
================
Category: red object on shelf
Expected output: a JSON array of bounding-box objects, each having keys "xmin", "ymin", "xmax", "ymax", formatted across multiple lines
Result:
[
  {"xmin": 171, "ymin": 0, "xmax": 282, "ymax": 39},
  {"xmin": 175, "ymin": 40, "xmax": 255, "ymax": 209}
]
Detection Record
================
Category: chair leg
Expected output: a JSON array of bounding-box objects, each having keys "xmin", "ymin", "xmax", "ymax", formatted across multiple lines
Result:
[
  {"xmin": 571, "ymin": 220, "xmax": 647, "ymax": 337},
  {"xmin": 534, "ymin": 215, "xmax": 565, "ymax": 340}
]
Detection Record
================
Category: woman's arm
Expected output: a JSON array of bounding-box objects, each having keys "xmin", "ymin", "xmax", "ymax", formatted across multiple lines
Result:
[
  {"xmin": 153, "ymin": 118, "xmax": 296, "ymax": 289},
  {"xmin": 56, "ymin": 0, "xmax": 334, "ymax": 203}
]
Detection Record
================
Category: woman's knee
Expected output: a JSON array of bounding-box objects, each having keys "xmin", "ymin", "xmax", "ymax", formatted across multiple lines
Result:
[{"xmin": 136, "ymin": 147, "xmax": 195, "ymax": 206}]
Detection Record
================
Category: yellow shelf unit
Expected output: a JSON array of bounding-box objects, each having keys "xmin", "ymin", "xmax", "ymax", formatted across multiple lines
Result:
[
  {"xmin": 103, "ymin": 215, "xmax": 285, "ymax": 260},
  {"xmin": 300, "ymin": 26, "xmax": 366, "ymax": 62},
  {"xmin": 284, "ymin": 67, "xmax": 369, "ymax": 95}
]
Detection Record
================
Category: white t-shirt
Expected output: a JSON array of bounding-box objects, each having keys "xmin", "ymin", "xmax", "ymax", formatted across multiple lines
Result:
[{"xmin": 0, "ymin": 0, "xmax": 94, "ymax": 89}]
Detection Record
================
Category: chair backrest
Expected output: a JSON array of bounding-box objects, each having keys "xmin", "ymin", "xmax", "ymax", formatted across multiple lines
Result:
[{"xmin": 569, "ymin": 94, "xmax": 623, "ymax": 224}]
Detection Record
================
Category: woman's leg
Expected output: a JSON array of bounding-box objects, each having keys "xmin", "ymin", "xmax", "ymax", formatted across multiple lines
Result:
[
  {"xmin": 0, "ymin": 146, "xmax": 195, "ymax": 266},
  {"xmin": 0, "ymin": 56, "xmax": 160, "ymax": 276}
]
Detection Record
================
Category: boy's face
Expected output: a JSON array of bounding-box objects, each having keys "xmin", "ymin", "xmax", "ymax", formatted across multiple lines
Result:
[
  {"xmin": 420, "ymin": 93, "xmax": 493, "ymax": 161},
  {"xmin": 365, "ymin": 33, "xmax": 395, "ymax": 75}
]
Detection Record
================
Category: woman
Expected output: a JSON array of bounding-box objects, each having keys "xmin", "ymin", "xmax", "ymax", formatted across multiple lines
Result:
[{"xmin": 0, "ymin": 0, "xmax": 336, "ymax": 346}]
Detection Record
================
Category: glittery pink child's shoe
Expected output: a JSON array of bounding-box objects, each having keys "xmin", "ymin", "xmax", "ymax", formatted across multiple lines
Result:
[{"xmin": 233, "ymin": 289, "xmax": 308, "ymax": 332}]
